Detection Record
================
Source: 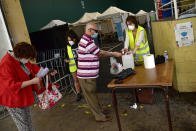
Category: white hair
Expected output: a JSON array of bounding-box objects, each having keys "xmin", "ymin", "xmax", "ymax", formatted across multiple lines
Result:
[{"xmin": 85, "ymin": 22, "xmax": 97, "ymax": 31}]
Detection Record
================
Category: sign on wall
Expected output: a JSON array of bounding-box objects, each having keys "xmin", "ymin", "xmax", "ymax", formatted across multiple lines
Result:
[{"xmin": 174, "ymin": 22, "xmax": 194, "ymax": 47}]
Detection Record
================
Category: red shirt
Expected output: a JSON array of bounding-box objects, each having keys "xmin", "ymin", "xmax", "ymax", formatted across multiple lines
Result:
[{"xmin": 0, "ymin": 53, "xmax": 41, "ymax": 108}]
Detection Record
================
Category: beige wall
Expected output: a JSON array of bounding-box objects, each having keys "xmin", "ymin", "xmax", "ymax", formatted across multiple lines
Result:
[
  {"xmin": 152, "ymin": 17, "xmax": 196, "ymax": 92},
  {"xmin": 1, "ymin": 0, "xmax": 31, "ymax": 45}
]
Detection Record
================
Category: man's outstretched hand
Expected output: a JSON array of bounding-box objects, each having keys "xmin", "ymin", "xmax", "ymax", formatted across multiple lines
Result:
[{"xmin": 112, "ymin": 52, "xmax": 122, "ymax": 57}]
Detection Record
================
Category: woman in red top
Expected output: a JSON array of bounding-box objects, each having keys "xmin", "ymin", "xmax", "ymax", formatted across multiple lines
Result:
[{"xmin": 0, "ymin": 42, "xmax": 52, "ymax": 131}]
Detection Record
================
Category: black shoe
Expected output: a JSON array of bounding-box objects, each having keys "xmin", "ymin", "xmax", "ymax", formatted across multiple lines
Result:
[{"xmin": 76, "ymin": 93, "xmax": 82, "ymax": 101}]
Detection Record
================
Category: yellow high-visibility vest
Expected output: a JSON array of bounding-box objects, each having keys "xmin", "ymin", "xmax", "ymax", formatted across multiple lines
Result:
[
  {"xmin": 127, "ymin": 26, "xmax": 150, "ymax": 63},
  {"xmin": 67, "ymin": 45, "xmax": 77, "ymax": 73}
]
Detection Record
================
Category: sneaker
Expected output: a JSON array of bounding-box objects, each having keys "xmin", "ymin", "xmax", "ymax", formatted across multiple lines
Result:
[{"xmin": 76, "ymin": 93, "xmax": 82, "ymax": 101}]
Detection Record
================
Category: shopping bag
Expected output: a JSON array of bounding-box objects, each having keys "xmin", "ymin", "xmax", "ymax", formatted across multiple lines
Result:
[{"xmin": 38, "ymin": 75, "xmax": 62, "ymax": 110}]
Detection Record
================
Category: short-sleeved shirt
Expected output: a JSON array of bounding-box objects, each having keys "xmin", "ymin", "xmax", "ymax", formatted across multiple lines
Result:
[{"xmin": 77, "ymin": 34, "xmax": 100, "ymax": 79}]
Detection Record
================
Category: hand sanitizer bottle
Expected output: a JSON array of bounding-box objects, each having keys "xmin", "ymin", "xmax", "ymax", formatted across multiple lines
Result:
[{"xmin": 164, "ymin": 50, "xmax": 169, "ymax": 63}]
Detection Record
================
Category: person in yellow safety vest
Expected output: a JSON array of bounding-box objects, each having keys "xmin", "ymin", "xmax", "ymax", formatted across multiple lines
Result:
[
  {"xmin": 123, "ymin": 15, "xmax": 150, "ymax": 64},
  {"xmin": 66, "ymin": 30, "xmax": 82, "ymax": 101}
]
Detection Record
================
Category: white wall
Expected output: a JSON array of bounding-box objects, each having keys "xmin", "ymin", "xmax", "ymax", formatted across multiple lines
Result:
[{"xmin": 0, "ymin": 7, "xmax": 12, "ymax": 61}]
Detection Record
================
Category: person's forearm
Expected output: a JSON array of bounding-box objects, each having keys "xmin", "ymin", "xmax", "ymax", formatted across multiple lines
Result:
[
  {"xmin": 21, "ymin": 80, "xmax": 34, "ymax": 88},
  {"xmin": 133, "ymin": 45, "xmax": 139, "ymax": 54},
  {"xmin": 124, "ymin": 42, "xmax": 129, "ymax": 49},
  {"xmin": 124, "ymin": 32, "xmax": 129, "ymax": 49},
  {"xmin": 98, "ymin": 50, "xmax": 113, "ymax": 58}
]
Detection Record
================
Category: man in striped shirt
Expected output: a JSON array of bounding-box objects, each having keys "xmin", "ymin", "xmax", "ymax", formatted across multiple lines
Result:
[{"xmin": 77, "ymin": 22, "xmax": 121, "ymax": 122}]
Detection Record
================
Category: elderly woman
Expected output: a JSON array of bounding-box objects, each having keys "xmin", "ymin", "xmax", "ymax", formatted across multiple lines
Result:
[{"xmin": 0, "ymin": 42, "xmax": 52, "ymax": 131}]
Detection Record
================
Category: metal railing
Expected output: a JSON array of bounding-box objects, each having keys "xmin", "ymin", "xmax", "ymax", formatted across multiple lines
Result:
[
  {"xmin": 154, "ymin": 0, "xmax": 196, "ymax": 20},
  {"xmin": 36, "ymin": 49, "xmax": 76, "ymax": 95},
  {"xmin": 37, "ymin": 48, "xmax": 78, "ymax": 62},
  {"xmin": 0, "ymin": 48, "xmax": 76, "ymax": 120}
]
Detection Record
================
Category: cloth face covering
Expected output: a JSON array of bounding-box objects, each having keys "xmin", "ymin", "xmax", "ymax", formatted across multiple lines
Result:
[
  {"xmin": 128, "ymin": 25, "xmax": 135, "ymax": 31},
  {"xmin": 91, "ymin": 33, "xmax": 98, "ymax": 38},
  {"xmin": 68, "ymin": 41, "xmax": 74, "ymax": 46},
  {"xmin": 20, "ymin": 58, "xmax": 29, "ymax": 64}
]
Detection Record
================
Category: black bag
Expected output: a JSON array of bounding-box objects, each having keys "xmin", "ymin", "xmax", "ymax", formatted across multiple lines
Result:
[
  {"xmin": 113, "ymin": 68, "xmax": 136, "ymax": 84},
  {"xmin": 155, "ymin": 55, "xmax": 165, "ymax": 65}
]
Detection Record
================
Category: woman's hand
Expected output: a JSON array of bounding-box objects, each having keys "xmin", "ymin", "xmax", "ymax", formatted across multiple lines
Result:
[
  {"xmin": 128, "ymin": 50, "xmax": 134, "ymax": 54},
  {"xmin": 31, "ymin": 77, "xmax": 41, "ymax": 84},
  {"xmin": 21, "ymin": 77, "xmax": 41, "ymax": 88},
  {"xmin": 122, "ymin": 48, "xmax": 128, "ymax": 52},
  {"xmin": 49, "ymin": 70, "xmax": 57, "ymax": 76}
]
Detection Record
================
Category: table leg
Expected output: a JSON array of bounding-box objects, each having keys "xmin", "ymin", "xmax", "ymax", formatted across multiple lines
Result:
[
  {"xmin": 133, "ymin": 89, "xmax": 137, "ymax": 102},
  {"xmin": 161, "ymin": 86, "xmax": 173, "ymax": 131},
  {"xmin": 112, "ymin": 88, "xmax": 122, "ymax": 131}
]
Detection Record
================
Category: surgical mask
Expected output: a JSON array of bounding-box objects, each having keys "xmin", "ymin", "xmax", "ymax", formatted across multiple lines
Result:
[
  {"xmin": 91, "ymin": 33, "xmax": 98, "ymax": 38},
  {"xmin": 128, "ymin": 25, "xmax": 135, "ymax": 31},
  {"xmin": 68, "ymin": 41, "xmax": 74, "ymax": 46},
  {"xmin": 20, "ymin": 58, "xmax": 29, "ymax": 64}
]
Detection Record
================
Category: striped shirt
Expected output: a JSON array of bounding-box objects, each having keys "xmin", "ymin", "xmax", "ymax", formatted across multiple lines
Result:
[{"xmin": 77, "ymin": 34, "xmax": 100, "ymax": 79}]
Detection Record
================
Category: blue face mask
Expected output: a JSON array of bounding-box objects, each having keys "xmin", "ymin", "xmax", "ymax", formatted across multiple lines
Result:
[{"xmin": 91, "ymin": 33, "xmax": 98, "ymax": 38}]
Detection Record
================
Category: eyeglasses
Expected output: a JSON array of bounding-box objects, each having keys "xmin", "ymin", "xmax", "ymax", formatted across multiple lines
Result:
[{"xmin": 89, "ymin": 28, "xmax": 98, "ymax": 33}]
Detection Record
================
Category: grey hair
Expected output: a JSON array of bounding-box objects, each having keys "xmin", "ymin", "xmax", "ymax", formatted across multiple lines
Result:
[{"xmin": 85, "ymin": 22, "xmax": 97, "ymax": 31}]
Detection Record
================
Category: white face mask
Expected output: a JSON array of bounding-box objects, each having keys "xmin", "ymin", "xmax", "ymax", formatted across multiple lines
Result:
[
  {"xmin": 68, "ymin": 41, "xmax": 74, "ymax": 46},
  {"xmin": 20, "ymin": 58, "xmax": 29, "ymax": 64},
  {"xmin": 128, "ymin": 25, "xmax": 135, "ymax": 31}
]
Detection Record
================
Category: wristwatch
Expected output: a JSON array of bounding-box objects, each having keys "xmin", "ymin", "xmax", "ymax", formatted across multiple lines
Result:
[{"xmin": 109, "ymin": 52, "xmax": 113, "ymax": 57}]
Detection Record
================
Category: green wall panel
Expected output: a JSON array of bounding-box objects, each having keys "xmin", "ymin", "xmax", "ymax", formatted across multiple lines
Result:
[
  {"xmin": 118, "ymin": 0, "xmax": 154, "ymax": 13},
  {"xmin": 20, "ymin": 0, "xmax": 118, "ymax": 32},
  {"xmin": 20, "ymin": 0, "xmax": 154, "ymax": 33}
]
